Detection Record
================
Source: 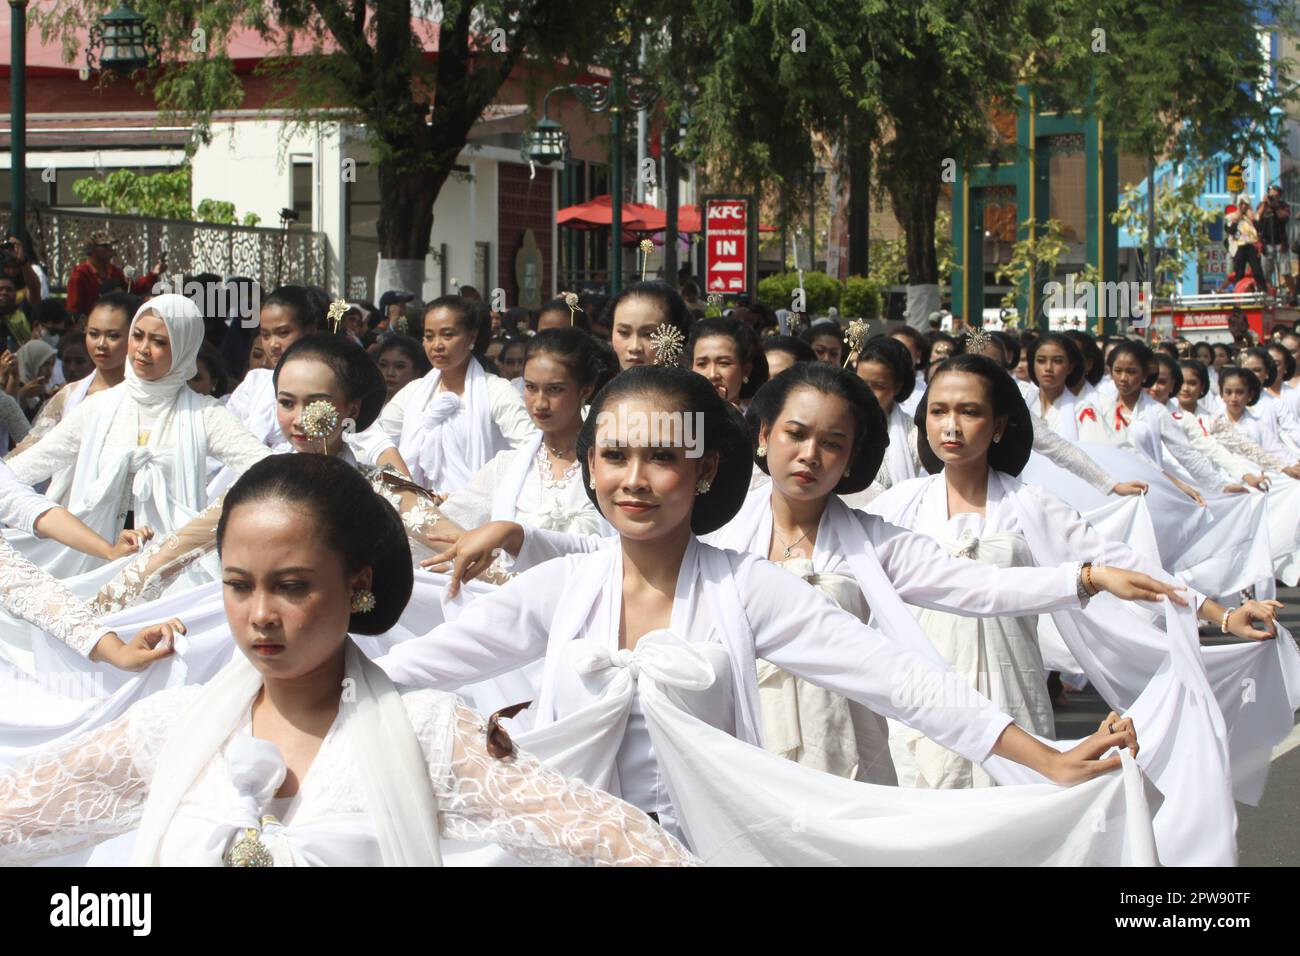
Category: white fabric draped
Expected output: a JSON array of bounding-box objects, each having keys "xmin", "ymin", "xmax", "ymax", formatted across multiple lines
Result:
[{"xmin": 397, "ymin": 358, "xmax": 495, "ymax": 492}]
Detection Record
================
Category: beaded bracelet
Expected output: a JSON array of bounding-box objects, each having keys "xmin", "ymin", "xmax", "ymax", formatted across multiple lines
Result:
[{"xmin": 1220, "ymin": 607, "xmax": 1235, "ymax": 634}]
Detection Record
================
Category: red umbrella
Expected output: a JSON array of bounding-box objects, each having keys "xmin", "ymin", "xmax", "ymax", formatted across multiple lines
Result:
[{"xmin": 556, "ymin": 194, "xmax": 667, "ymax": 232}]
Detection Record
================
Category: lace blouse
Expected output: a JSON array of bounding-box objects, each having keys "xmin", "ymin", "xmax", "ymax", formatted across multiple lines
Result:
[
  {"xmin": 0, "ymin": 683, "xmax": 695, "ymax": 866},
  {"xmin": 0, "ymin": 536, "xmax": 108, "ymax": 658},
  {"xmin": 438, "ymin": 445, "xmax": 606, "ymax": 535}
]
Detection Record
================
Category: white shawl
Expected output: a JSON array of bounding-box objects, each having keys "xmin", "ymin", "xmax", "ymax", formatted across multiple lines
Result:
[
  {"xmin": 882, "ymin": 404, "xmax": 917, "ymax": 486},
  {"xmin": 398, "ymin": 357, "xmax": 495, "ymax": 493},
  {"xmin": 491, "ymin": 431, "xmax": 544, "ymax": 522},
  {"xmin": 131, "ymin": 641, "xmax": 441, "ymax": 867}
]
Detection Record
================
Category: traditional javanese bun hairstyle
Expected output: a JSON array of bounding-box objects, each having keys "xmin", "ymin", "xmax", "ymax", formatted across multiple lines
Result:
[
  {"xmin": 687, "ymin": 316, "xmax": 770, "ymax": 400},
  {"xmin": 915, "ymin": 353, "xmax": 1034, "ymax": 476},
  {"xmin": 274, "ymin": 333, "xmax": 387, "ymax": 432},
  {"xmin": 217, "ymin": 455, "xmax": 412, "ymax": 635},
  {"xmin": 577, "ymin": 365, "xmax": 752, "ymax": 534},
  {"xmin": 1027, "ymin": 331, "xmax": 1086, "ymax": 390},
  {"xmin": 1218, "ymin": 365, "xmax": 1262, "ymax": 406},
  {"xmin": 1178, "ymin": 358, "xmax": 1210, "ymax": 399},
  {"xmin": 1153, "ymin": 353, "xmax": 1184, "ymax": 395},
  {"xmin": 746, "ymin": 362, "xmax": 888, "ymax": 495},
  {"xmin": 857, "ymin": 334, "xmax": 916, "ymax": 404},
  {"xmin": 1244, "ymin": 346, "xmax": 1280, "ymax": 389},
  {"xmin": 524, "ymin": 326, "xmax": 619, "ymax": 394},
  {"xmin": 1065, "ymin": 330, "xmax": 1105, "ymax": 386}
]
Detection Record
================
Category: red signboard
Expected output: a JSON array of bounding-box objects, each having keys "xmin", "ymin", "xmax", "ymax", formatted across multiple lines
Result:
[{"xmin": 704, "ymin": 198, "xmax": 750, "ymax": 294}]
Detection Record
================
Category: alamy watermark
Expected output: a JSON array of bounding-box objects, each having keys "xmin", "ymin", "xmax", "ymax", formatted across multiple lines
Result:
[
  {"xmin": 1, "ymin": 668, "xmax": 106, "ymax": 703},
  {"xmin": 594, "ymin": 404, "xmax": 706, "ymax": 459},
  {"xmin": 151, "ymin": 273, "xmax": 261, "ymax": 329},
  {"xmin": 1043, "ymin": 275, "xmax": 1151, "ymax": 330}
]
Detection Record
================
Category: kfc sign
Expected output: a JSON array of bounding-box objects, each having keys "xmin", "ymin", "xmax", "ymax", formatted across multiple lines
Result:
[{"xmin": 705, "ymin": 197, "xmax": 752, "ymax": 294}]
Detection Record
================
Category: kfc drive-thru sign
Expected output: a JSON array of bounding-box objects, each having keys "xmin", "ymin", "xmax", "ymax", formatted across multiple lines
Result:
[{"xmin": 704, "ymin": 195, "xmax": 756, "ymax": 295}]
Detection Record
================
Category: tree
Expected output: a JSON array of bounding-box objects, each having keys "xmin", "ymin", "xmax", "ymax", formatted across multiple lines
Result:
[
  {"xmin": 71, "ymin": 167, "xmax": 261, "ymax": 224},
  {"xmin": 1112, "ymin": 167, "xmax": 1218, "ymax": 298},
  {"xmin": 37, "ymin": 1, "xmax": 642, "ymax": 294}
]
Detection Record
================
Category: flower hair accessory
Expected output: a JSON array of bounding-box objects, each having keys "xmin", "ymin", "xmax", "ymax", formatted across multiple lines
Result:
[
  {"xmin": 639, "ymin": 238, "xmax": 655, "ymax": 282},
  {"xmin": 301, "ymin": 400, "xmax": 340, "ymax": 454},
  {"xmin": 706, "ymin": 291, "xmax": 723, "ymax": 310},
  {"xmin": 561, "ymin": 291, "xmax": 582, "ymax": 326},
  {"xmin": 842, "ymin": 319, "xmax": 870, "ymax": 367},
  {"xmin": 964, "ymin": 327, "xmax": 992, "ymax": 357},
  {"xmin": 650, "ymin": 322, "xmax": 685, "ymax": 366},
  {"xmin": 327, "ymin": 298, "xmax": 349, "ymax": 334}
]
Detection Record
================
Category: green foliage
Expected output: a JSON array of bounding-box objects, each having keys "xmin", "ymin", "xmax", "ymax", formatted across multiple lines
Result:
[
  {"xmin": 757, "ymin": 271, "xmax": 843, "ymax": 314},
  {"xmin": 995, "ymin": 217, "xmax": 1069, "ymax": 320},
  {"xmin": 1112, "ymin": 167, "xmax": 1218, "ymax": 297},
  {"xmin": 72, "ymin": 167, "xmax": 260, "ymax": 225},
  {"xmin": 840, "ymin": 275, "xmax": 883, "ymax": 320}
]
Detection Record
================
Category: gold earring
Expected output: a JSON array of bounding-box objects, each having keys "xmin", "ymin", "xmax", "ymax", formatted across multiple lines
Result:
[
  {"xmin": 756, "ymin": 446, "xmax": 767, "ymax": 458},
  {"xmin": 696, "ymin": 479, "xmax": 712, "ymax": 495},
  {"xmin": 351, "ymin": 589, "xmax": 376, "ymax": 614}
]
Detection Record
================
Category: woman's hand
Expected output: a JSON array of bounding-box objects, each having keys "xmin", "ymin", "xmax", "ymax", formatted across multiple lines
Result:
[
  {"xmin": 421, "ymin": 516, "xmax": 464, "ymax": 555},
  {"xmin": 89, "ymin": 618, "xmax": 184, "ymax": 671},
  {"xmin": 106, "ymin": 527, "xmax": 155, "ymax": 560},
  {"xmin": 1283, "ymin": 464, "xmax": 1300, "ymax": 481},
  {"xmin": 1110, "ymin": 480, "xmax": 1148, "ymax": 496},
  {"xmin": 1222, "ymin": 483, "xmax": 1248, "ymax": 494},
  {"xmin": 1170, "ymin": 476, "xmax": 1207, "ymax": 506},
  {"xmin": 1089, "ymin": 566, "xmax": 1189, "ymax": 606},
  {"xmin": 17, "ymin": 375, "xmax": 46, "ymax": 403},
  {"xmin": 1225, "ymin": 600, "xmax": 1283, "ymax": 641},
  {"xmin": 421, "ymin": 520, "xmax": 524, "ymax": 598},
  {"xmin": 1045, "ymin": 712, "xmax": 1138, "ymax": 785},
  {"xmin": 1243, "ymin": 473, "xmax": 1270, "ymax": 491}
]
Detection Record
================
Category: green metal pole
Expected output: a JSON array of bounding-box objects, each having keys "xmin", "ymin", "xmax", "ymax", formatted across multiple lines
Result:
[
  {"xmin": 609, "ymin": 73, "xmax": 623, "ymax": 296},
  {"xmin": 9, "ymin": 0, "xmax": 27, "ymax": 243}
]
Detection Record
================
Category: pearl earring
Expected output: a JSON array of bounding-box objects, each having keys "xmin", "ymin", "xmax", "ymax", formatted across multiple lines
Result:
[
  {"xmin": 756, "ymin": 446, "xmax": 767, "ymax": 458},
  {"xmin": 696, "ymin": 479, "xmax": 712, "ymax": 495},
  {"xmin": 589, "ymin": 475, "xmax": 596, "ymax": 489}
]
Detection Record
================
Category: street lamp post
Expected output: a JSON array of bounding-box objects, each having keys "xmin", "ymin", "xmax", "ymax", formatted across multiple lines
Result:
[
  {"xmin": 9, "ymin": 0, "xmax": 26, "ymax": 243},
  {"xmin": 526, "ymin": 75, "xmax": 659, "ymax": 296}
]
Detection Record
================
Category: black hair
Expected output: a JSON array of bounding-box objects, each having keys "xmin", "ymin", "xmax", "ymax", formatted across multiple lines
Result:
[
  {"xmin": 263, "ymin": 285, "xmax": 323, "ymax": 334},
  {"xmin": 762, "ymin": 335, "xmax": 816, "ymax": 364},
  {"xmin": 1027, "ymin": 332, "xmax": 1085, "ymax": 390},
  {"xmin": 746, "ymin": 362, "xmax": 888, "ymax": 495},
  {"xmin": 303, "ymin": 286, "xmax": 332, "ymax": 328},
  {"xmin": 1064, "ymin": 330, "xmax": 1105, "ymax": 385},
  {"xmin": 1213, "ymin": 341, "xmax": 1234, "ymax": 362},
  {"xmin": 1266, "ymin": 341, "xmax": 1297, "ymax": 381},
  {"xmin": 534, "ymin": 298, "xmax": 592, "ymax": 333},
  {"xmin": 194, "ymin": 342, "xmax": 230, "ymax": 398},
  {"xmin": 914, "ymin": 354, "xmax": 1034, "ymax": 476},
  {"xmin": 857, "ymin": 335, "xmax": 916, "ymax": 404},
  {"xmin": 56, "ymin": 330, "xmax": 87, "ymax": 358},
  {"xmin": 1193, "ymin": 341, "xmax": 1215, "ymax": 364},
  {"xmin": 273, "ymin": 333, "xmax": 387, "ymax": 432},
  {"xmin": 524, "ymin": 326, "xmax": 618, "ymax": 395},
  {"xmin": 423, "ymin": 294, "xmax": 476, "ymax": 336},
  {"xmin": 990, "ymin": 330, "xmax": 1020, "ymax": 368},
  {"xmin": 581, "ymin": 292, "xmax": 610, "ymax": 327},
  {"xmin": 1242, "ymin": 346, "xmax": 1279, "ymax": 389},
  {"xmin": 1155, "ymin": 341, "xmax": 1179, "ymax": 360},
  {"xmin": 91, "ymin": 291, "xmax": 142, "ymax": 322},
  {"xmin": 687, "ymin": 316, "xmax": 770, "ymax": 400},
  {"xmin": 0, "ymin": 273, "xmax": 16, "ymax": 288},
  {"xmin": 577, "ymin": 365, "xmax": 752, "ymax": 535},
  {"xmin": 1178, "ymin": 359, "xmax": 1210, "ymax": 399},
  {"xmin": 606, "ymin": 281, "xmax": 693, "ymax": 344},
  {"xmin": 1152, "ymin": 353, "xmax": 1184, "ymax": 396},
  {"xmin": 377, "ymin": 334, "xmax": 432, "ymax": 378},
  {"xmin": 888, "ymin": 324, "xmax": 930, "ymax": 368},
  {"xmin": 216, "ymin": 455, "xmax": 412, "ymax": 636},
  {"xmin": 800, "ymin": 321, "xmax": 845, "ymax": 352},
  {"xmin": 468, "ymin": 301, "xmax": 495, "ymax": 357},
  {"xmin": 1106, "ymin": 339, "xmax": 1159, "ymax": 389},
  {"xmin": 1218, "ymin": 365, "xmax": 1261, "ymax": 406},
  {"xmin": 33, "ymin": 297, "xmax": 68, "ymax": 330},
  {"xmin": 928, "ymin": 330, "xmax": 957, "ymax": 359}
]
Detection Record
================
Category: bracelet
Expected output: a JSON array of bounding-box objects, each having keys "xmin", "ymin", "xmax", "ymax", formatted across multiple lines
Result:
[
  {"xmin": 1220, "ymin": 607, "xmax": 1235, "ymax": 634},
  {"xmin": 1077, "ymin": 562, "xmax": 1099, "ymax": 602},
  {"xmin": 1084, "ymin": 563, "xmax": 1098, "ymax": 597}
]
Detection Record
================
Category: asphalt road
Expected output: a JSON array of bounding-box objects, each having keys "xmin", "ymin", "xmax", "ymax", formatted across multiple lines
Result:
[{"xmin": 1052, "ymin": 584, "xmax": 1300, "ymax": 866}]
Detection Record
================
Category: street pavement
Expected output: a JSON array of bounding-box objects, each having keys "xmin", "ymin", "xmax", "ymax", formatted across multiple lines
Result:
[{"xmin": 1050, "ymin": 584, "xmax": 1300, "ymax": 867}]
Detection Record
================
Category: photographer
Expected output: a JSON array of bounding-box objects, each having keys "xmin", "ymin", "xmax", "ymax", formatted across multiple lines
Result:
[
  {"xmin": 1255, "ymin": 185, "xmax": 1292, "ymax": 296},
  {"xmin": 1221, "ymin": 204, "xmax": 1268, "ymax": 292},
  {"xmin": 2, "ymin": 234, "xmax": 47, "ymax": 306},
  {"xmin": 64, "ymin": 230, "xmax": 165, "ymax": 318}
]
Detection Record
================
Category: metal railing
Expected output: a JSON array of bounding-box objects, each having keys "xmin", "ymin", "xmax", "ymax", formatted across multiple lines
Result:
[{"xmin": 24, "ymin": 207, "xmax": 328, "ymax": 295}]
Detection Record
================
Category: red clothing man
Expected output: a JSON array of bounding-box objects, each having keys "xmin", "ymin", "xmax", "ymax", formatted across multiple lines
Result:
[{"xmin": 65, "ymin": 230, "xmax": 163, "ymax": 316}]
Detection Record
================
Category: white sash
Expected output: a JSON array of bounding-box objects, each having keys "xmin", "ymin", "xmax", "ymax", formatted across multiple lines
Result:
[
  {"xmin": 491, "ymin": 432, "xmax": 543, "ymax": 522},
  {"xmin": 398, "ymin": 358, "xmax": 495, "ymax": 493},
  {"xmin": 132, "ymin": 641, "xmax": 442, "ymax": 866}
]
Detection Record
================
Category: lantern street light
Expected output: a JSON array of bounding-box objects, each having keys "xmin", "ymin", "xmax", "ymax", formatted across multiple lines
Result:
[
  {"xmin": 86, "ymin": 4, "xmax": 160, "ymax": 74},
  {"xmin": 526, "ymin": 76, "xmax": 659, "ymax": 296},
  {"xmin": 9, "ymin": 0, "xmax": 28, "ymax": 243}
]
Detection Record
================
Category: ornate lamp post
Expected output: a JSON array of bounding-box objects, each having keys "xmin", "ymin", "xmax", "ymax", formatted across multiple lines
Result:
[
  {"xmin": 9, "ymin": 0, "xmax": 27, "ymax": 242},
  {"xmin": 526, "ymin": 76, "xmax": 659, "ymax": 296}
]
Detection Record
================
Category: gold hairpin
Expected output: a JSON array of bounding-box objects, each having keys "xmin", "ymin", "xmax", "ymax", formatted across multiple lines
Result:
[
  {"xmin": 639, "ymin": 239, "xmax": 654, "ymax": 282},
  {"xmin": 650, "ymin": 322, "xmax": 685, "ymax": 366},
  {"xmin": 562, "ymin": 291, "xmax": 582, "ymax": 326},
  {"xmin": 301, "ymin": 400, "xmax": 340, "ymax": 455},
  {"xmin": 327, "ymin": 298, "xmax": 348, "ymax": 334},
  {"xmin": 965, "ymin": 327, "xmax": 992, "ymax": 356},
  {"xmin": 706, "ymin": 291, "xmax": 723, "ymax": 312},
  {"xmin": 842, "ymin": 319, "xmax": 870, "ymax": 367},
  {"xmin": 787, "ymin": 313, "xmax": 804, "ymax": 335}
]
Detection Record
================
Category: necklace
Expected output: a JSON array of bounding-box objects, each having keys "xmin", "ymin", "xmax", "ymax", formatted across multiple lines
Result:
[
  {"xmin": 545, "ymin": 440, "xmax": 575, "ymax": 458},
  {"xmin": 774, "ymin": 526, "xmax": 810, "ymax": 558}
]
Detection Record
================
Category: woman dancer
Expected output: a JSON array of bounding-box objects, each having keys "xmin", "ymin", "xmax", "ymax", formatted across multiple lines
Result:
[
  {"xmin": 606, "ymin": 281, "xmax": 693, "ymax": 372},
  {"xmin": 378, "ymin": 366, "xmax": 1148, "ymax": 856},
  {"xmin": 687, "ymin": 317, "xmax": 768, "ymax": 412},
  {"xmin": 854, "ymin": 336, "xmax": 919, "ymax": 492},
  {"xmin": 0, "ymin": 454, "xmax": 695, "ymax": 866},
  {"xmin": 436, "ymin": 327, "xmax": 614, "ymax": 539},
  {"xmin": 3, "ymin": 295, "xmax": 273, "ymax": 577},
  {"xmin": 376, "ymin": 335, "xmax": 430, "ymax": 404},
  {"xmin": 378, "ymin": 295, "xmax": 536, "ymax": 497}
]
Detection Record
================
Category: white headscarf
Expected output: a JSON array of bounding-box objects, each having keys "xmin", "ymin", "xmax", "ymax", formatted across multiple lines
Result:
[{"xmin": 123, "ymin": 294, "xmax": 204, "ymax": 405}]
